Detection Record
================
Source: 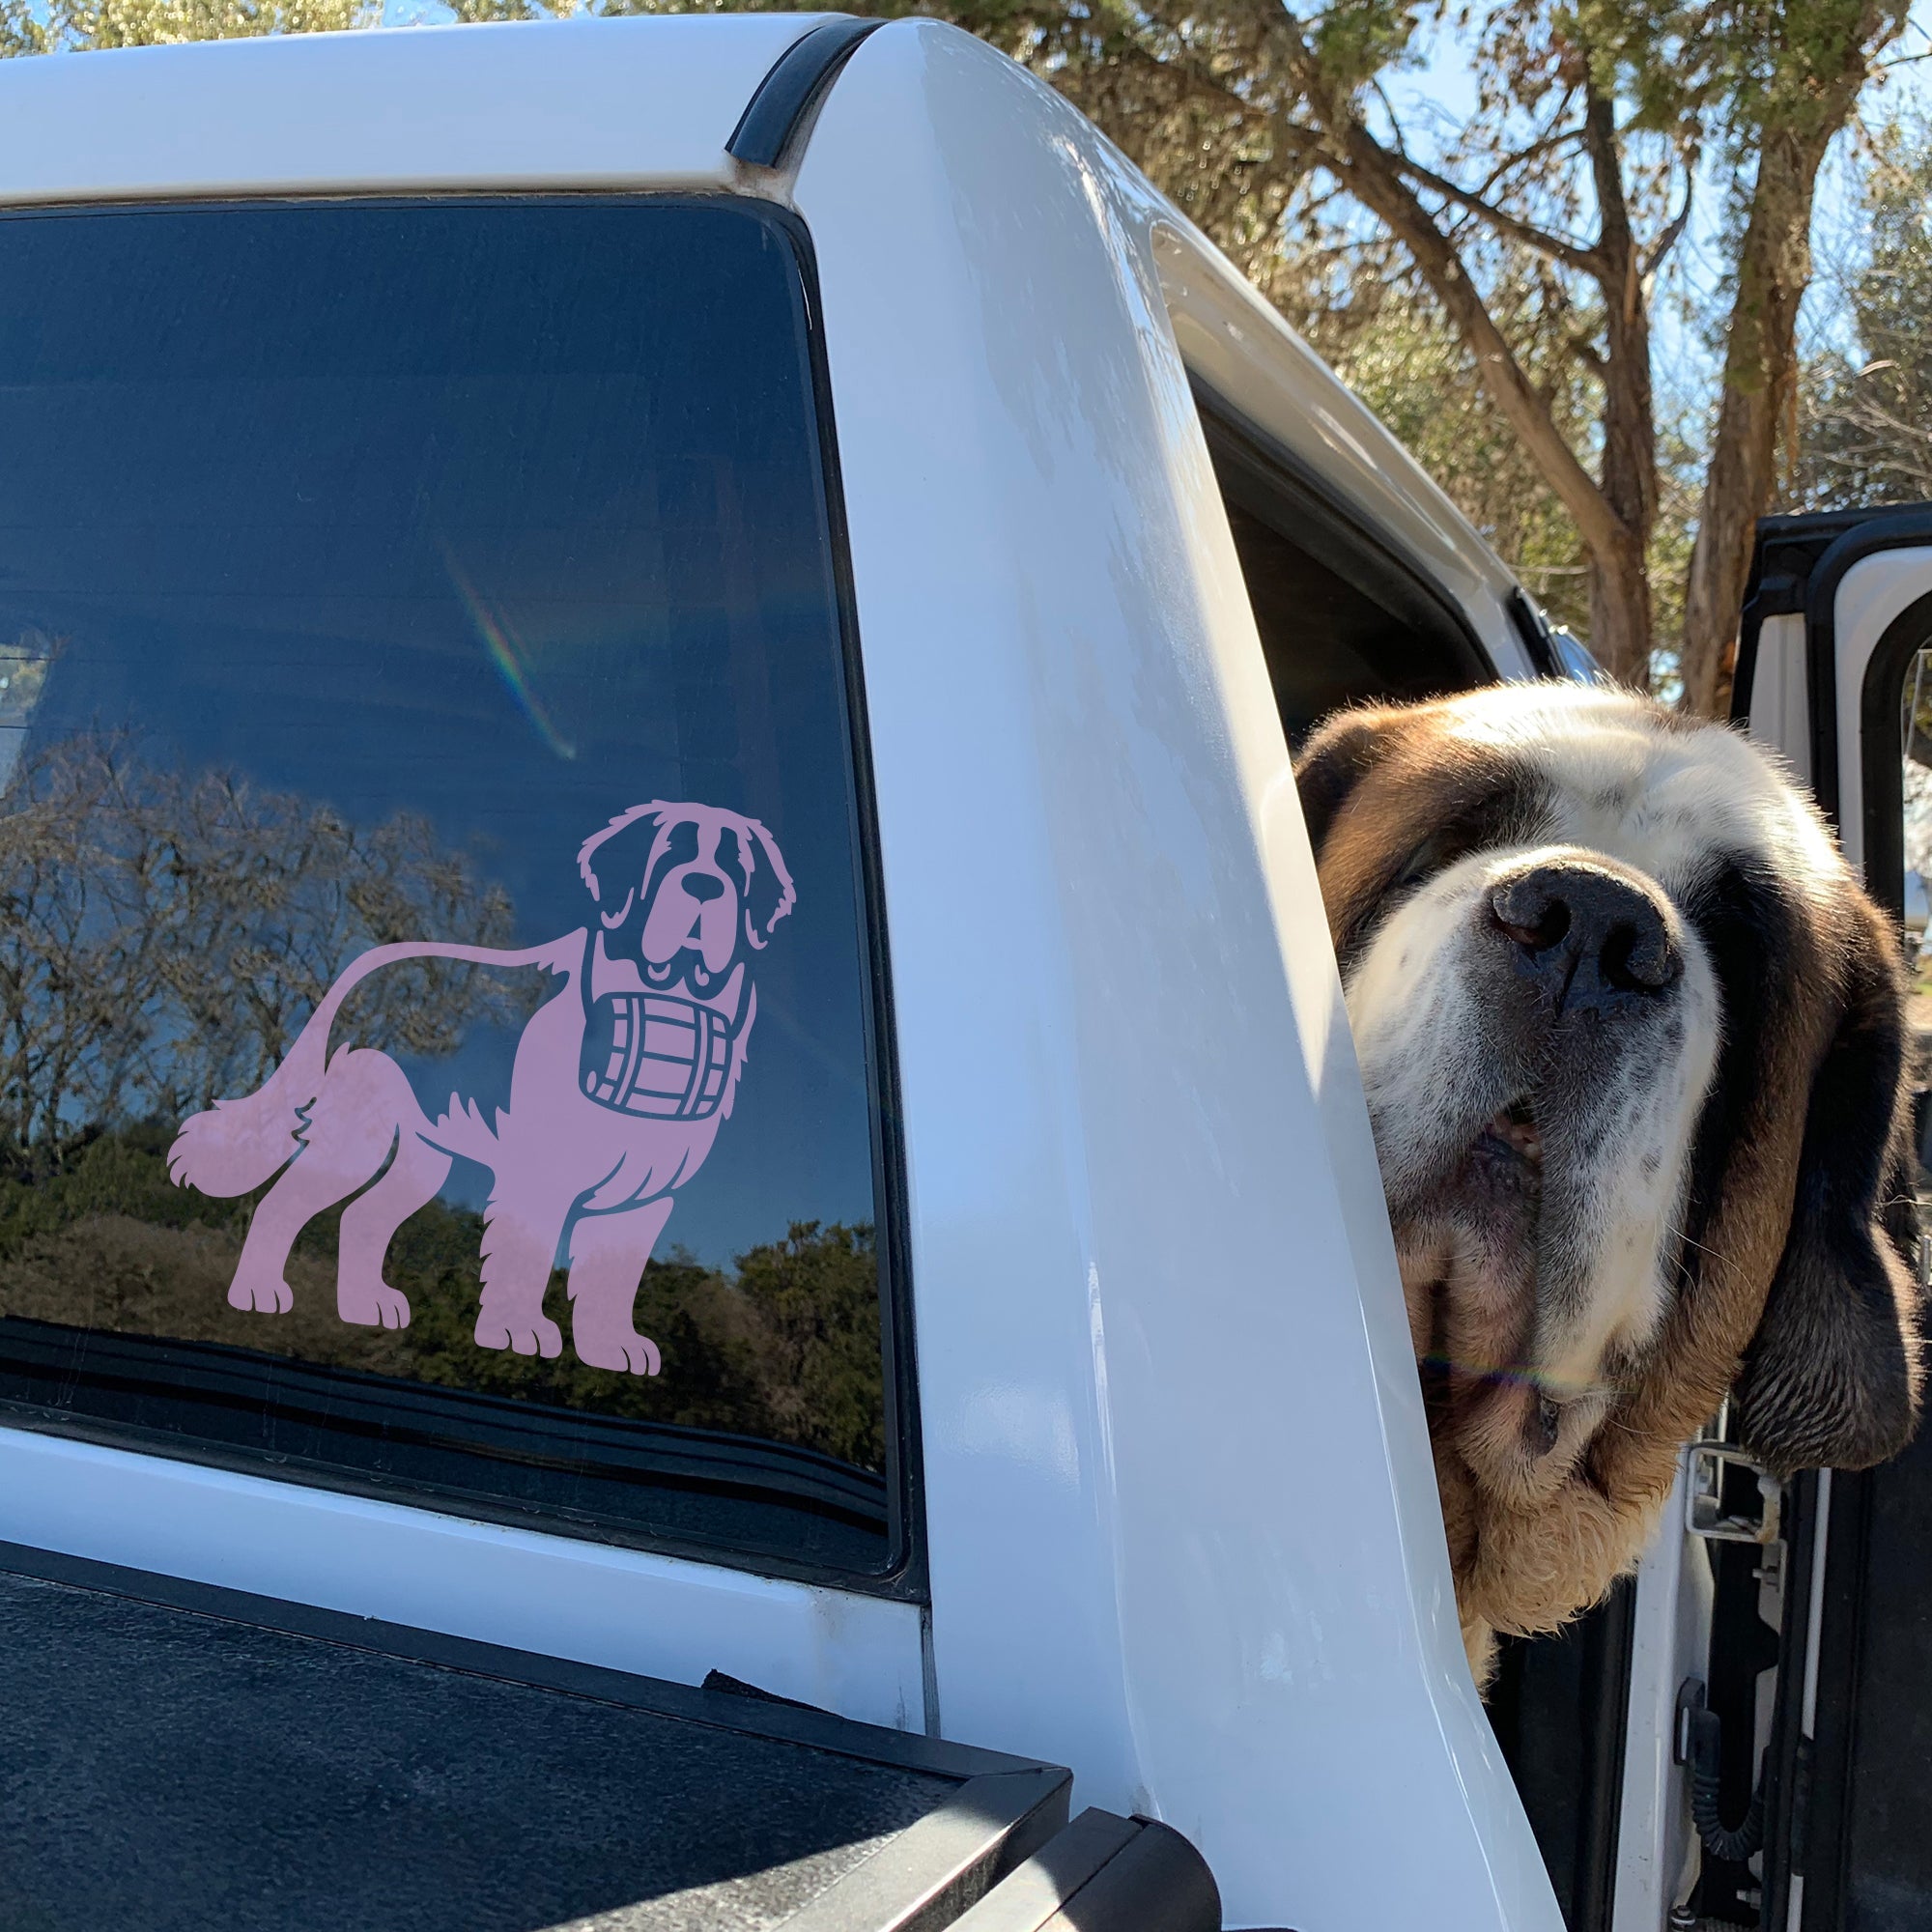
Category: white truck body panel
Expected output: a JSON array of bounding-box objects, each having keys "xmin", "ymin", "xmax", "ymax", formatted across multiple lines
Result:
[
  {"xmin": 0, "ymin": 15, "xmax": 822, "ymax": 200},
  {"xmin": 0, "ymin": 1425, "xmax": 928, "ymax": 1729},
  {"xmin": 800, "ymin": 25, "xmax": 1550, "ymax": 1929},
  {"xmin": 1830, "ymin": 546, "xmax": 1932, "ymax": 872}
]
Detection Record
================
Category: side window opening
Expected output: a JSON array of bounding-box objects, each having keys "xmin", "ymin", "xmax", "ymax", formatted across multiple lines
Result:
[{"xmin": 1190, "ymin": 386, "xmax": 1495, "ymax": 745}]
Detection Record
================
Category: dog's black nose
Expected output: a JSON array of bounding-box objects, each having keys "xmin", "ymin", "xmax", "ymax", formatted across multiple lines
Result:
[
  {"xmin": 681, "ymin": 873, "xmax": 725, "ymax": 903},
  {"xmin": 1490, "ymin": 861, "xmax": 1678, "ymax": 1012}
]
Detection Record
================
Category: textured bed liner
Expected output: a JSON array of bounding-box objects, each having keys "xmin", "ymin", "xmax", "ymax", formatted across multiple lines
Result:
[{"xmin": 0, "ymin": 1543, "xmax": 1070, "ymax": 1932}]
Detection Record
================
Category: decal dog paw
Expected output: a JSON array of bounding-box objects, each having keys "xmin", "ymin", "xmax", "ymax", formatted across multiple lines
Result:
[{"xmin": 169, "ymin": 802, "xmax": 795, "ymax": 1376}]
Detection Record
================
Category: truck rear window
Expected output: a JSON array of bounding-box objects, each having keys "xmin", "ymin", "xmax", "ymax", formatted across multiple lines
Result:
[{"xmin": 0, "ymin": 197, "xmax": 909, "ymax": 1585}]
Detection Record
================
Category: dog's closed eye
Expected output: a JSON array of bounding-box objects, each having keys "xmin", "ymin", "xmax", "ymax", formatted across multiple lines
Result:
[
  {"xmin": 1375, "ymin": 781, "xmax": 1548, "ymax": 906},
  {"xmin": 1392, "ymin": 832, "xmax": 1454, "ymax": 894}
]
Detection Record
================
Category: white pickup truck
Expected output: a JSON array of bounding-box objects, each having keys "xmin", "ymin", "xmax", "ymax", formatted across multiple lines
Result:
[{"xmin": 0, "ymin": 16, "xmax": 1926, "ymax": 1932}]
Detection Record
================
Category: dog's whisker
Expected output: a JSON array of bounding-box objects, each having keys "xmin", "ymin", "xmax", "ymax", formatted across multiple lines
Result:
[{"xmin": 1667, "ymin": 1222, "xmax": 1723, "ymax": 1263}]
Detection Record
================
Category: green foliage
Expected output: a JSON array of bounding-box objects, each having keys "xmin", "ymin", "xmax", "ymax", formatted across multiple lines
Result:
[
  {"xmin": 0, "ymin": 1126, "xmax": 887, "ymax": 1470},
  {"xmin": 1310, "ymin": 0, "xmax": 1426, "ymax": 95},
  {"xmin": 1498, "ymin": 0, "xmax": 1908, "ymax": 177},
  {"xmin": 0, "ymin": 1117, "xmax": 241, "ymax": 1239},
  {"xmin": 0, "ymin": 0, "xmax": 372, "ymax": 52},
  {"xmin": 1794, "ymin": 115, "xmax": 1932, "ymax": 511},
  {"xmin": 735, "ymin": 1221, "xmax": 889, "ymax": 1471},
  {"xmin": 1304, "ymin": 277, "xmax": 1598, "ymax": 639}
]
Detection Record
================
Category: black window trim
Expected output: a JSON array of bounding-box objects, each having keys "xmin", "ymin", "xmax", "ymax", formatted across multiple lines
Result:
[
  {"xmin": 0, "ymin": 189, "xmax": 928, "ymax": 1606},
  {"xmin": 799, "ymin": 187, "xmax": 929, "ymax": 1606},
  {"xmin": 1754, "ymin": 595, "xmax": 1932, "ymax": 1932},
  {"xmin": 1507, "ymin": 587, "xmax": 1565, "ymax": 679}
]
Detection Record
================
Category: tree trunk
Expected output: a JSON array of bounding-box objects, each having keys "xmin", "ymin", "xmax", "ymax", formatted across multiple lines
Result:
[
  {"xmin": 1680, "ymin": 132, "xmax": 1832, "ymax": 717},
  {"xmin": 1680, "ymin": 6, "xmax": 1903, "ymax": 718},
  {"xmin": 1586, "ymin": 543, "xmax": 1654, "ymax": 689},
  {"xmin": 1583, "ymin": 83, "xmax": 1658, "ymax": 693}
]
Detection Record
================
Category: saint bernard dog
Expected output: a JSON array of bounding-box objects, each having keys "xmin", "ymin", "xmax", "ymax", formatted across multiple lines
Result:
[{"xmin": 1295, "ymin": 680, "xmax": 1925, "ymax": 1684}]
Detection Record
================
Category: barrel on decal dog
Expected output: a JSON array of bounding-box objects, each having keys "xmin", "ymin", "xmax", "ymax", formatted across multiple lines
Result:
[{"xmin": 580, "ymin": 992, "xmax": 732, "ymax": 1121}]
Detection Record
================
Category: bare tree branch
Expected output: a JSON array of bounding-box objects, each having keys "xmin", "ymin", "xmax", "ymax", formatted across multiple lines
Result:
[
  {"xmin": 1641, "ymin": 170, "xmax": 1695, "ymax": 280},
  {"xmin": 1225, "ymin": 0, "xmax": 1643, "ymax": 666},
  {"xmin": 0, "ymin": 733, "xmax": 526, "ymax": 1155},
  {"xmin": 1389, "ymin": 149, "xmax": 1604, "ymax": 278},
  {"xmin": 1468, "ymin": 116, "xmax": 1586, "ymax": 205},
  {"xmin": 1332, "ymin": 130, "xmax": 1633, "ymax": 570}
]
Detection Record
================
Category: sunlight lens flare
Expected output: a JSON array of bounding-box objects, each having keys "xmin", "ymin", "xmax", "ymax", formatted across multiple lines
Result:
[{"xmin": 444, "ymin": 549, "xmax": 577, "ymax": 761}]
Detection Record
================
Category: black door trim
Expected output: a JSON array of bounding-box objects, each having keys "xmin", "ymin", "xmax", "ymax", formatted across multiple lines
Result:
[
  {"xmin": 1732, "ymin": 505, "xmax": 1932, "ymax": 825},
  {"xmin": 1735, "ymin": 506, "xmax": 1932, "ymax": 1930}
]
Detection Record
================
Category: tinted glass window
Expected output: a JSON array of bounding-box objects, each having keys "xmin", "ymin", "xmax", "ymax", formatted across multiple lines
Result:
[{"xmin": 0, "ymin": 198, "xmax": 904, "ymax": 1581}]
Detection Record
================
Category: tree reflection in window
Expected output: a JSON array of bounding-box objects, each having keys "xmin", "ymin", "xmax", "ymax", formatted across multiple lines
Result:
[{"xmin": 0, "ymin": 730, "xmax": 883, "ymax": 1474}]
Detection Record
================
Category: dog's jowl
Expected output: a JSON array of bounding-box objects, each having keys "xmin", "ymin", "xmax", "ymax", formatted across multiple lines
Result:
[
  {"xmin": 1296, "ymin": 681, "xmax": 1925, "ymax": 1684},
  {"xmin": 168, "ymin": 801, "xmax": 794, "ymax": 1378}
]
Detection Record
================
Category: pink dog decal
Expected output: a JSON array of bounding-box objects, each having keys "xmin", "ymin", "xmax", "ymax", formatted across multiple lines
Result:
[{"xmin": 168, "ymin": 802, "xmax": 795, "ymax": 1375}]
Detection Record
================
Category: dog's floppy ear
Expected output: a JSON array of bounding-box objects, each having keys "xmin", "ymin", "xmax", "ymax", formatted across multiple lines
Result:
[
  {"xmin": 1735, "ymin": 909, "xmax": 1925, "ymax": 1474},
  {"xmin": 737, "ymin": 814, "xmax": 796, "ymax": 950},
  {"xmin": 578, "ymin": 803, "xmax": 668, "ymax": 927},
  {"xmin": 1293, "ymin": 704, "xmax": 1398, "ymax": 857}
]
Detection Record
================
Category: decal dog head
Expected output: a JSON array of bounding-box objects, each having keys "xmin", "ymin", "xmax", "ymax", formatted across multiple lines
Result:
[
  {"xmin": 578, "ymin": 801, "xmax": 795, "ymax": 993},
  {"xmin": 169, "ymin": 800, "xmax": 793, "ymax": 1378},
  {"xmin": 1296, "ymin": 682, "xmax": 1923, "ymax": 1682}
]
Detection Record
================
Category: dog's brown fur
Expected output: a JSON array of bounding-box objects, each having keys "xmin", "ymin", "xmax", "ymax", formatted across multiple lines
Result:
[{"xmin": 1296, "ymin": 684, "xmax": 1924, "ymax": 1683}]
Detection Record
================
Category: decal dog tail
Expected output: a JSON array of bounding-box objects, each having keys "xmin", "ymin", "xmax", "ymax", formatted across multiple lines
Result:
[{"xmin": 168, "ymin": 937, "xmax": 576, "ymax": 1197}]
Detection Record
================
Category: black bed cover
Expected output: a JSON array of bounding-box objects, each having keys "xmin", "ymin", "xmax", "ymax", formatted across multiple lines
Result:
[{"xmin": 0, "ymin": 1543, "xmax": 1218, "ymax": 1932}]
